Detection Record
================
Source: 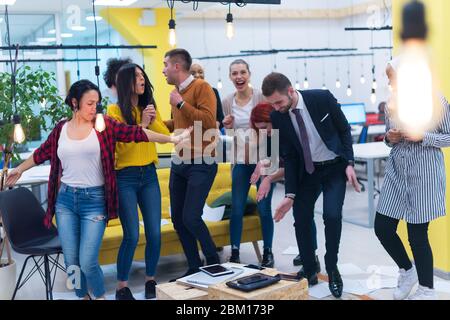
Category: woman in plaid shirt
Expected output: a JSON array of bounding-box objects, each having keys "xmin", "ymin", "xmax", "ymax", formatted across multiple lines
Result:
[{"xmin": 6, "ymin": 80, "xmax": 190, "ymax": 300}]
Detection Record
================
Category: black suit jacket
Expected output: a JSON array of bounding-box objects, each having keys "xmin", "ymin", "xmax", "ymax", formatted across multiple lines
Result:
[{"xmin": 271, "ymin": 89, "xmax": 354, "ymax": 195}]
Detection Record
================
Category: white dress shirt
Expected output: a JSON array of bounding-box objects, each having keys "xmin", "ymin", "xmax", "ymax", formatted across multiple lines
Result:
[
  {"xmin": 289, "ymin": 91, "xmax": 337, "ymax": 162},
  {"xmin": 178, "ymin": 74, "xmax": 195, "ymax": 92}
]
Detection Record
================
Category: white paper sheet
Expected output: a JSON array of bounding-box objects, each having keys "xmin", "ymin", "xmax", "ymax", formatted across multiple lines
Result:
[
  {"xmin": 309, "ymin": 282, "xmax": 332, "ymax": 299},
  {"xmin": 338, "ymin": 263, "xmax": 365, "ymax": 276},
  {"xmin": 342, "ymin": 278, "xmax": 373, "ymax": 296},
  {"xmin": 435, "ymin": 281, "xmax": 450, "ymax": 294},
  {"xmin": 282, "ymin": 246, "xmax": 299, "ymax": 255},
  {"xmin": 364, "ymin": 276, "xmax": 397, "ymax": 290},
  {"xmin": 371, "ymin": 265, "xmax": 399, "ymax": 278},
  {"xmin": 202, "ymin": 204, "xmax": 225, "ymax": 222}
]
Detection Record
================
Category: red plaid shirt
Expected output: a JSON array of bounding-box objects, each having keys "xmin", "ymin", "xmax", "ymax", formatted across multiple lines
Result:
[{"xmin": 33, "ymin": 116, "xmax": 149, "ymax": 228}]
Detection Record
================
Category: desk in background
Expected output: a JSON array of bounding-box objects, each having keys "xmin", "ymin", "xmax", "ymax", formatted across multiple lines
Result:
[
  {"xmin": 348, "ymin": 142, "xmax": 391, "ymax": 228},
  {"xmin": 16, "ymin": 165, "xmax": 50, "ymax": 205}
]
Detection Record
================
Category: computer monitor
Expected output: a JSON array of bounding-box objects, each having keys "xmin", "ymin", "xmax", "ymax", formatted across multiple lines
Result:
[{"xmin": 340, "ymin": 103, "xmax": 367, "ymax": 125}]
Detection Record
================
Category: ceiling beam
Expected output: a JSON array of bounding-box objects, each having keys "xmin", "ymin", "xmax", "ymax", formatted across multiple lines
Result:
[{"xmin": 181, "ymin": 0, "xmax": 392, "ymax": 20}]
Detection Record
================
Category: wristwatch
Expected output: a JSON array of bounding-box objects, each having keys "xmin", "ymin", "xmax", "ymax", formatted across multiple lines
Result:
[
  {"xmin": 176, "ymin": 101, "xmax": 185, "ymax": 110},
  {"xmin": 285, "ymin": 194, "xmax": 296, "ymax": 200},
  {"xmin": 348, "ymin": 160, "xmax": 355, "ymax": 167}
]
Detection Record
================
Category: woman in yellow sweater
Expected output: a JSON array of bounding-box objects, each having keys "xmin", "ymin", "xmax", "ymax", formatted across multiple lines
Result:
[{"xmin": 107, "ymin": 63, "xmax": 170, "ymax": 300}]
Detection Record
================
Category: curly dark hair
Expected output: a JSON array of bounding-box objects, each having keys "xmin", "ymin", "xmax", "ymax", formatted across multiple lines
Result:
[{"xmin": 103, "ymin": 57, "xmax": 132, "ymax": 88}]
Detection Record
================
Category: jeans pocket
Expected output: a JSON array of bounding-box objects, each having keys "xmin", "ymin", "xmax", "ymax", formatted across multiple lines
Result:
[{"xmin": 84, "ymin": 190, "xmax": 105, "ymax": 201}]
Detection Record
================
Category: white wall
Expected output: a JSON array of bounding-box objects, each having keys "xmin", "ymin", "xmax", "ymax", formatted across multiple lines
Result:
[{"xmin": 176, "ymin": 12, "xmax": 392, "ymax": 112}]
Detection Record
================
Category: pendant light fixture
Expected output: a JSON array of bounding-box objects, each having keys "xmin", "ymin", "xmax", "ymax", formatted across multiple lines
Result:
[
  {"xmin": 5, "ymin": 5, "xmax": 25, "ymax": 144},
  {"xmin": 226, "ymin": 3, "xmax": 234, "ymax": 40},
  {"xmin": 303, "ymin": 60, "xmax": 309, "ymax": 89},
  {"xmin": 168, "ymin": 0, "xmax": 176, "ymax": 48},
  {"xmin": 91, "ymin": 0, "xmax": 105, "ymax": 132},
  {"xmin": 395, "ymin": 0, "xmax": 440, "ymax": 137}
]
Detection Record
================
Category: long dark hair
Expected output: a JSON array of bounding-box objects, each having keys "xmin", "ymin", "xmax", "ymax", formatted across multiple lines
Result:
[{"xmin": 116, "ymin": 63, "xmax": 156, "ymax": 125}]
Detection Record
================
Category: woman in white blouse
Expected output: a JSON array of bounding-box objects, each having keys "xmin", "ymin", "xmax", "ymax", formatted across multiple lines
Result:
[{"xmin": 221, "ymin": 59, "xmax": 274, "ymax": 267}]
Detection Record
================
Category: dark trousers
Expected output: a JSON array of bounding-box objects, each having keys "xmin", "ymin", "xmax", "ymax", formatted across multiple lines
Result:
[
  {"xmin": 294, "ymin": 160, "xmax": 347, "ymax": 275},
  {"xmin": 375, "ymin": 213, "xmax": 433, "ymax": 288},
  {"xmin": 170, "ymin": 162, "xmax": 219, "ymax": 269}
]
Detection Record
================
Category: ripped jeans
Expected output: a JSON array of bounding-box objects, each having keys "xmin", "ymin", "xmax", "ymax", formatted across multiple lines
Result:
[{"xmin": 55, "ymin": 183, "xmax": 107, "ymax": 298}]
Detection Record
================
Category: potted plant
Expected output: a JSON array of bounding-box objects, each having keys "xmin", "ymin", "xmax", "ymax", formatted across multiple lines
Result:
[{"xmin": 0, "ymin": 65, "xmax": 70, "ymax": 300}]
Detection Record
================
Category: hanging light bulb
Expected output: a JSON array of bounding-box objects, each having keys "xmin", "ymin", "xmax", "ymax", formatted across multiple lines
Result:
[
  {"xmin": 395, "ymin": 0, "xmax": 440, "ymax": 137},
  {"xmin": 347, "ymin": 85, "xmax": 352, "ymax": 97},
  {"xmin": 360, "ymin": 74, "xmax": 366, "ymax": 84},
  {"xmin": 226, "ymin": 10, "xmax": 234, "ymax": 40},
  {"xmin": 217, "ymin": 79, "xmax": 223, "ymax": 89},
  {"xmin": 13, "ymin": 114, "xmax": 25, "ymax": 144},
  {"xmin": 168, "ymin": 18, "xmax": 176, "ymax": 48},
  {"xmin": 336, "ymin": 79, "xmax": 341, "ymax": 89},
  {"xmin": 303, "ymin": 77, "xmax": 309, "ymax": 89},
  {"xmin": 95, "ymin": 103, "xmax": 106, "ymax": 132},
  {"xmin": 370, "ymin": 88, "xmax": 377, "ymax": 104},
  {"xmin": 295, "ymin": 81, "xmax": 301, "ymax": 90},
  {"xmin": 372, "ymin": 78, "xmax": 378, "ymax": 90}
]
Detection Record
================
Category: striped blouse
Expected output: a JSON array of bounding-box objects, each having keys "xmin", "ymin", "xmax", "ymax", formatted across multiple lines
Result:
[{"xmin": 377, "ymin": 95, "xmax": 450, "ymax": 224}]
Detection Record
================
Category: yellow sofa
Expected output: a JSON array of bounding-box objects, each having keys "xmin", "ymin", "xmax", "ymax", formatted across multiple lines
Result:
[{"xmin": 98, "ymin": 163, "xmax": 263, "ymax": 265}]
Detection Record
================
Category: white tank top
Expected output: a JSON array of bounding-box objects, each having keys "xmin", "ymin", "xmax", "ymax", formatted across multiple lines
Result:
[
  {"xmin": 57, "ymin": 123, "xmax": 104, "ymax": 188},
  {"xmin": 232, "ymin": 97, "xmax": 257, "ymax": 163}
]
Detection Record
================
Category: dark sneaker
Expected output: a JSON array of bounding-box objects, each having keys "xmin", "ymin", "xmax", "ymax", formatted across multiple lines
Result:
[
  {"xmin": 145, "ymin": 280, "xmax": 157, "ymax": 299},
  {"xmin": 229, "ymin": 249, "xmax": 240, "ymax": 263},
  {"xmin": 261, "ymin": 248, "xmax": 274, "ymax": 268},
  {"xmin": 115, "ymin": 287, "xmax": 135, "ymax": 300}
]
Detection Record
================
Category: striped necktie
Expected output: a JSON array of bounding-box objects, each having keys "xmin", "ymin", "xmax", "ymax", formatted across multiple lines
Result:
[{"xmin": 292, "ymin": 109, "xmax": 315, "ymax": 174}]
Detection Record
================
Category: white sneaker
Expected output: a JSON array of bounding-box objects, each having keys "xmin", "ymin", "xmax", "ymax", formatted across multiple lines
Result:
[
  {"xmin": 393, "ymin": 266, "xmax": 418, "ymax": 300},
  {"xmin": 408, "ymin": 285, "xmax": 438, "ymax": 300}
]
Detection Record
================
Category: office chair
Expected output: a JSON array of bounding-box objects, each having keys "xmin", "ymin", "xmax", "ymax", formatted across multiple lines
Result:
[{"xmin": 0, "ymin": 187, "xmax": 65, "ymax": 300}]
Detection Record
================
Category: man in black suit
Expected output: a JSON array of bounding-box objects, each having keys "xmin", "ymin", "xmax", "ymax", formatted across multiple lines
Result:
[{"xmin": 262, "ymin": 72, "xmax": 360, "ymax": 298}]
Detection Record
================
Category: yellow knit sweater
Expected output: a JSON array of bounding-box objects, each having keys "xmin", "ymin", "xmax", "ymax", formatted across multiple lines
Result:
[{"xmin": 106, "ymin": 104, "xmax": 170, "ymax": 170}]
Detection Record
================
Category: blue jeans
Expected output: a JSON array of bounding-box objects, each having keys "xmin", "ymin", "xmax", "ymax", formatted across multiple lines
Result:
[
  {"xmin": 230, "ymin": 164, "xmax": 275, "ymax": 250},
  {"xmin": 55, "ymin": 183, "xmax": 107, "ymax": 299},
  {"xmin": 116, "ymin": 164, "xmax": 161, "ymax": 281}
]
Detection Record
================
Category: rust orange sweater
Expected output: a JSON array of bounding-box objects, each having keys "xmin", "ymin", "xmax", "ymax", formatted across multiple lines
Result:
[{"xmin": 165, "ymin": 78, "xmax": 217, "ymax": 159}]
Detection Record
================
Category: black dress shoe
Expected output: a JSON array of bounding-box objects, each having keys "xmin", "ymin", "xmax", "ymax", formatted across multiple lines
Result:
[
  {"xmin": 293, "ymin": 254, "xmax": 302, "ymax": 266},
  {"xmin": 229, "ymin": 249, "xmax": 240, "ymax": 263},
  {"xmin": 296, "ymin": 267, "xmax": 318, "ymax": 286},
  {"xmin": 261, "ymin": 248, "xmax": 274, "ymax": 268},
  {"xmin": 169, "ymin": 268, "xmax": 200, "ymax": 283},
  {"xmin": 294, "ymin": 255, "xmax": 321, "ymax": 274},
  {"xmin": 115, "ymin": 287, "xmax": 135, "ymax": 300},
  {"xmin": 328, "ymin": 268, "xmax": 343, "ymax": 298},
  {"xmin": 145, "ymin": 280, "xmax": 157, "ymax": 299}
]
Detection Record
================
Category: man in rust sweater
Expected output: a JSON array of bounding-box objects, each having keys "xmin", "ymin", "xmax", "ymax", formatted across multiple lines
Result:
[{"xmin": 163, "ymin": 49, "xmax": 219, "ymax": 280}]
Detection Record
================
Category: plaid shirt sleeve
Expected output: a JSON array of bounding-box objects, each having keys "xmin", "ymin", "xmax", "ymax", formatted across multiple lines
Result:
[
  {"xmin": 33, "ymin": 125, "xmax": 58, "ymax": 165},
  {"xmin": 106, "ymin": 116, "xmax": 149, "ymax": 143}
]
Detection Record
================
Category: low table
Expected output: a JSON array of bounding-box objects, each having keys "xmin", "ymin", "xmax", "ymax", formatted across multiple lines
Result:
[
  {"xmin": 208, "ymin": 268, "xmax": 308, "ymax": 300},
  {"xmin": 156, "ymin": 282, "xmax": 209, "ymax": 300}
]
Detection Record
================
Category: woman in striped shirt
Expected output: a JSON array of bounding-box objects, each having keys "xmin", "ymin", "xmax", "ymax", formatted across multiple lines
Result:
[{"xmin": 375, "ymin": 60, "xmax": 450, "ymax": 300}]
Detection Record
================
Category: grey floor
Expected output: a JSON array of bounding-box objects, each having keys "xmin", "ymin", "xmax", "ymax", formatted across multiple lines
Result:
[{"xmin": 7, "ymin": 176, "xmax": 450, "ymax": 300}]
